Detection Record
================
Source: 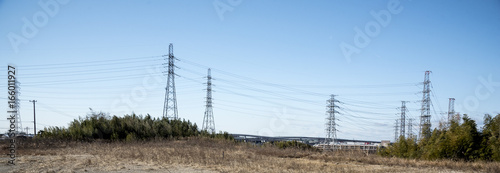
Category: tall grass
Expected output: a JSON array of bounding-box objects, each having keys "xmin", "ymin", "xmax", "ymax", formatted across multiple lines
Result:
[{"xmin": 2, "ymin": 138, "xmax": 499, "ymax": 172}]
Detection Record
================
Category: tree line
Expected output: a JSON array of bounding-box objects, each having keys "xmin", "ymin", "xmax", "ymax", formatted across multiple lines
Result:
[
  {"xmin": 379, "ymin": 113, "xmax": 500, "ymax": 161},
  {"xmin": 39, "ymin": 110, "xmax": 233, "ymax": 141}
]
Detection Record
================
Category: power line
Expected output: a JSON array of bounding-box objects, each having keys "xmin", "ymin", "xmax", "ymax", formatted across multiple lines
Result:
[
  {"xmin": 338, "ymin": 108, "xmax": 394, "ymax": 121},
  {"xmin": 273, "ymin": 83, "xmax": 419, "ymax": 89},
  {"xmin": 20, "ymin": 64, "xmax": 162, "ymax": 79},
  {"xmin": 20, "ymin": 73, "xmax": 149, "ymax": 86},
  {"xmin": 215, "ymin": 100, "xmax": 324, "ymax": 119},
  {"xmin": 216, "ymin": 78, "xmax": 324, "ymax": 106},
  {"xmin": 37, "ymin": 102, "xmax": 79, "ymax": 120},
  {"xmin": 19, "ymin": 55, "xmax": 162, "ymax": 69},
  {"xmin": 178, "ymin": 58, "xmax": 327, "ymax": 97},
  {"xmin": 0, "ymin": 49, "xmax": 431, "ymax": 142},
  {"xmin": 336, "ymin": 97, "xmax": 398, "ymax": 108},
  {"xmin": 215, "ymin": 106, "xmax": 322, "ymax": 123},
  {"xmin": 216, "ymin": 87, "xmax": 323, "ymax": 115}
]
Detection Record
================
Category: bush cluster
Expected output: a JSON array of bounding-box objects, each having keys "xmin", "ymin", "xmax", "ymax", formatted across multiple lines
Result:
[
  {"xmin": 39, "ymin": 110, "xmax": 233, "ymax": 141},
  {"xmin": 379, "ymin": 114, "xmax": 500, "ymax": 161},
  {"xmin": 272, "ymin": 140, "xmax": 316, "ymax": 150}
]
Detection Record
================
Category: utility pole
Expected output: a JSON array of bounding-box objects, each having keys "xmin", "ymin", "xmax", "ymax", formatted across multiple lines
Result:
[
  {"xmin": 29, "ymin": 100, "xmax": 37, "ymax": 136},
  {"xmin": 420, "ymin": 71, "xmax": 432, "ymax": 140},
  {"xmin": 400, "ymin": 101, "xmax": 409, "ymax": 139},
  {"xmin": 162, "ymin": 43, "xmax": 179, "ymax": 120},
  {"xmin": 202, "ymin": 68, "xmax": 215, "ymax": 133},
  {"xmin": 325, "ymin": 95, "xmax": 339, "ymax": 146}
]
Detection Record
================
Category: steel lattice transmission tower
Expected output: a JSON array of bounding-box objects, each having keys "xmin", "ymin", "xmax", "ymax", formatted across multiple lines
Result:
[
  {"xmin": 162, "ymin": 43, "xmax": 179, "ymax": 120},
  {"xmin": 325, "ymin": 95, "xmax": 339, "ymax": 145},
  {"xmin": 407, "ymin": 118, "xmax": 415, "ymax": 139},
  {"xmin": 14, "ymin": 80, "xmax": 22, "ymax": 133},
  {"xmin": 202, "ymin": 68, "xmax": 215, "ymax": 133},
  {"xmin": 400, "ymin": 101, "xmax": 409, "ymax": 139},
  {"xmin": 448, "ymin": 98, "xmax": 455, "ymax": 123},
  {"xmin": 419, "ymin": 71, "xmax": 432, "ymax": 140},
  {"xmin": 394, "ymin": 119, "xmax": 400, "ymax": 142}
]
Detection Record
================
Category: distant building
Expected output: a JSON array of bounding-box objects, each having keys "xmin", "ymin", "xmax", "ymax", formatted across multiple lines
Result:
[{"xmin": 381, "ymin": 140, "xmax": 391, "ymax": 147}]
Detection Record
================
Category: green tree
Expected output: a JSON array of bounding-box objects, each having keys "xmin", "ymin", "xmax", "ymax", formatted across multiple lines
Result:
[
  {"xmin": 40, "ymin": 111, "xmax": 224, "ymax": 142},
  {"xmin": 481, "ymin": 114, "xmax": 500, "ymax": 161},
  {"xmin": 382, "ymin": 113, "xmax": 488, "ymax": 161}
]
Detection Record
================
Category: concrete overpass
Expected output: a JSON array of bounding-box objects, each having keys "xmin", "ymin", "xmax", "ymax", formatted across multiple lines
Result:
[{"xmin": 230, "ymin": 133, "xmax": 382, "ymax": 146}]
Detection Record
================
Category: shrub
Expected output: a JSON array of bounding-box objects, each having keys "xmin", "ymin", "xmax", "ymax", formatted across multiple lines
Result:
[
  {"xmin": 40, "ymin": 110, "xmax": 231, "ymax": 142},
  {"xmin": 380, "ymin": 113, "xmax": 500, "ymax": 161}
]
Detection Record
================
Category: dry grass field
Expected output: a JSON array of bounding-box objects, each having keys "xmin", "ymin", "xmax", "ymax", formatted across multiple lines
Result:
[{"xmin": 1, "ymin": 138, "xmax": 500, "ymax": 173}]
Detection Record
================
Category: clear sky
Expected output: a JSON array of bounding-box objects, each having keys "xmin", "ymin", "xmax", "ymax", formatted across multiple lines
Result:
[{"xmin": 1, "ymin": 0, "xmax": 499, "ymax": 142}]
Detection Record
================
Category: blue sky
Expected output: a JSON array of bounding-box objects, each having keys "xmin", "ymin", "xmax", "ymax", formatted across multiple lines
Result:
[{"xmin": 0, "ymin": 0, "xmax": 499, "ymax": 142}]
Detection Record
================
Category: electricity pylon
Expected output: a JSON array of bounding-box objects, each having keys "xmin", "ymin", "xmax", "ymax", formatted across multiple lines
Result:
[
  {"xmin": 420, "ymin": 71, "xmax": 432, "ymax": 140},
  {"xmin": 325, "ymin": 95, "xmax": 339, "ymax": 145},
  {"xmin": 400, "ymin": 101, "xmax": 409, "ymax": 139},
  {"xmin": 162, "ymin": 43, "xmax": 179, "ymax": 120},
  {"xmin": 202, "ymin": 68, "xmax": 215, "ymax": 133}
]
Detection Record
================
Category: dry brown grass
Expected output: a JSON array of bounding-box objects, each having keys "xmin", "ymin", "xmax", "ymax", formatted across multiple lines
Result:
[{"xmin": 1, "ymin": 138, "xmax": 499, "ymax": 172}]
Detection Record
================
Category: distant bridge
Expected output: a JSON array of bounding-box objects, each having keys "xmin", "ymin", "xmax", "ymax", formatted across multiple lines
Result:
[{"xmin": 230, "ymin": 133, "xmax": 382, "ymax": 145}]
